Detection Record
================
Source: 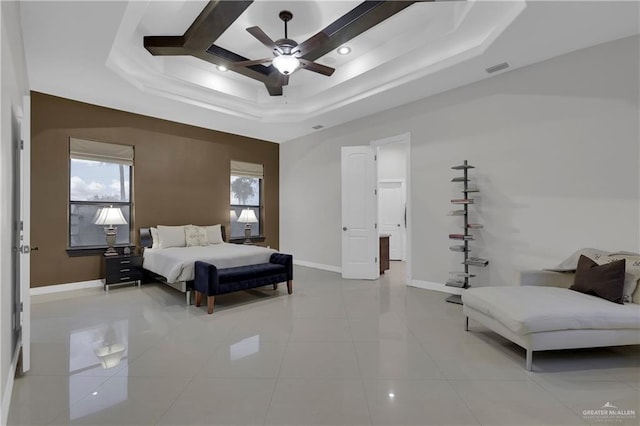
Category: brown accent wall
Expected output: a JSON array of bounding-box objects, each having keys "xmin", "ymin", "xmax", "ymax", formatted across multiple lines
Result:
[{"xmin": 30, "ymin": 92, "xmax": 279, "ymax": 287}]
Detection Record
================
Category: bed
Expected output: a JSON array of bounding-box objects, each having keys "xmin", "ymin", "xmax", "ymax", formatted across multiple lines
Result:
[{"xmin": 140, "ymin": 225, "xmax": 276, "ymax": 303}]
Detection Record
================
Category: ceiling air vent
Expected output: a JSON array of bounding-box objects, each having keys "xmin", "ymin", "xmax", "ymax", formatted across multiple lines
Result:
[
  {"xmin": 312, "ymin": 125, "xmax": 324, "ymax": 130},
  {"xmin": 485, "ymin": 62, "xmax": 510, "ymax": 74}
]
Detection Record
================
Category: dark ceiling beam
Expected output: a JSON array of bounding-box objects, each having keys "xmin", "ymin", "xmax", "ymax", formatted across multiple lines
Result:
[
  {"xmin": 183, "ymin": 0, "xmax": 253, "ymax": 50},
  {"xmin": 302, "ymin": 0, "xmax": 422, "ymax": 61},
  {"xmin": 143, "ymin": 36, "xmax": 190, "ymax": 56},
  {"xmin": 143, "ymin": 1, "xmax": 253, "ymax": 56}
]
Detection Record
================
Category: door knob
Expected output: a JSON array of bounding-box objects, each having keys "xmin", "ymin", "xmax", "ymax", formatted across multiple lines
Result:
[
  {"xmin": 342, "ymin": 227, "xmax": 347, "ymax": 231},
  {"xmin": 31, "ymin": 246, "xmax": 39, "ymax": 251},
  {"xmin": 397, "ymin": 224, "xmax": 401, "ymax": 227}
]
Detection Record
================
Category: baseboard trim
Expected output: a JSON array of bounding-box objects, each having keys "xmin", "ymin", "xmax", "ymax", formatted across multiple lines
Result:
[
  {"xmin": 30, "ymin": 279, "xmax": 102, "ymax": 296},
  {"xmin": 410, "ymin": 279, "xmax": 463, "ymax": 295},
  {"xmin": 293, "ymin": 260, "xmax": 342, "ymax": 274},
  {"xmin": 1, "ymin": 337, "xmax": 22, "ymax": 426}
]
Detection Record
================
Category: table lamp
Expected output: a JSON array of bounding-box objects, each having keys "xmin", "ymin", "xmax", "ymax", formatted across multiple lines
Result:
[
  {"xmin": 94, "ymin": 205, "xmax": 127, "ymax": 256},
  {"xmin": 237, "ymin": 208, "xmax": 258, "ymax": 243}
]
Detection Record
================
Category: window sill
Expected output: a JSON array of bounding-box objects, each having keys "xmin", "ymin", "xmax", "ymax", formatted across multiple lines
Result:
[
  {"xmin": 66, "ymin": 245, "xmax": 135, "ymax": 257},
  {"xmin": 228, "ymin": 236, "xmax": 266, "ymax": 245}
]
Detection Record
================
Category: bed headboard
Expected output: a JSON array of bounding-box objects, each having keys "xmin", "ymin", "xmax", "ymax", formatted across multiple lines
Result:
[
  {"xmin": 140, "ymin": 227, "xmax": 152, "ymax": 248},
  {"xmin": 139, "ymin": 225, "xmax": 227, "ymax": 248}
]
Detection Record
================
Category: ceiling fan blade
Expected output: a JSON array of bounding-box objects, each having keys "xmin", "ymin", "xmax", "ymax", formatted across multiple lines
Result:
[
  {"xmin": 298, "ymin": 58, "xmax": 335, "ymax": 77},
  {"xmin": 293, "ymin": 32, "xmax": 329, "ymax": 57},
  {"xmin": 265, "ymin": 84, "xmax": 283, "ymax": 96},
  {"xmin": 246, "ymin": 26, "xmax": 280, "ymax": 53},
  {"xmin": 277, "ymin": 73, "xmax": 289, "ymax": 87},
  {"xmin": 232, "ymin": 58, "xmax": 272, "ymax": 68}
]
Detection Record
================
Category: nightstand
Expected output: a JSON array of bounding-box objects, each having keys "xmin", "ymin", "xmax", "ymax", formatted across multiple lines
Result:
[{"xmin": 102, "ymin": 254, "xmax": 143, "ymax": 291}]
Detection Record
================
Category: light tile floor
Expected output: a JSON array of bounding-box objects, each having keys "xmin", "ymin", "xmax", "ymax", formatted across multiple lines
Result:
[{"xmin": 8, "ymin": 263, "xmax": 640, "ymax": 426}]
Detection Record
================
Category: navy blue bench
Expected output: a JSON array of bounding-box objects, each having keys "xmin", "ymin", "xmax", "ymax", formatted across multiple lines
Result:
[{"xmin": 193, "ymin": 253, "xmax": 293, "ymax": 314}]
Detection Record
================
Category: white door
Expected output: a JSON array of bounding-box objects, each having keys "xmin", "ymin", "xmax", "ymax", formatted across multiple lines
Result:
[
  {"xmin": 341, "ymin": 146, "xmax": 379, "ymax": 279},
  {"xmin": 379, "ymin": 181, "xmax": 405, "ymax": 260},
  {"xmin": 19, "ymin": 95, "xmax": 31, "ymax": 372}
]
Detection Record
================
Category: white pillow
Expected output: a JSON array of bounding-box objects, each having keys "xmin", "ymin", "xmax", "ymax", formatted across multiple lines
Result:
[
  {"xmin": 544, "ymin": 248, "xmax": 611, "ymax": 272},
  {"xmin": 205, "ymin": 224, "xmax": 224, "ymax": 244},
  {"xmin": 185, "ymin": 225, "xmax": 208, "ymax": 247},
  {"xmin": 156, "ymin": 225, "xmax": 187, "ymax": 248},
  {"xmin": 598, "ymin": 254, "xmax": 640, "ymax": 304},
  {"xmin": 150, "ymin": 227, "xmax": 159, "ymax": 249}
]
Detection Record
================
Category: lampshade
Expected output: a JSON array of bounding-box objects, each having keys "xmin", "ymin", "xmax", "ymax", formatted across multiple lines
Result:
[
  {"xmin": 230, "ymin": 210, "xmax": 238, "ymax": 221},
  {"xmin": 237, "ymin": 209, "xmax": 258, "ymax": 224},
  {"xmin": 272, "ymin": 54, "xmax": 299, "ymax": 75},
  {"xmin": 94, "ymin": 206, "xmax": 127, "ymax": 226}
]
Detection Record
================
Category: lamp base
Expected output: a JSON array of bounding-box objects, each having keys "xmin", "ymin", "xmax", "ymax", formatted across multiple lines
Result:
[
  {"xmin": 104, "ymin": 227, "xmax": 119, "ymax": 256},
  {"xmin": 103, "ymin": 248, "xmax": 119, "ymax": 257},
  {"xmin": 244, "ymin": 224, "xmax": 252, "ymax": 244}
]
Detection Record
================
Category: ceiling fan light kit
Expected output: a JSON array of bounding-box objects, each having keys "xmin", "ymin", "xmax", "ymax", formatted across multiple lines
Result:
[
  {"xmin": 238, "ymin": 9, "xmax": 335, "ymax": 79},
  {"xmin": 272, "ymin": 54, "xmax": 299, "ymax": 75}
]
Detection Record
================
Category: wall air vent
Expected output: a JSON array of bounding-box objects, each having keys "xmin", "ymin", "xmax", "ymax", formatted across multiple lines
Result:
[
  {"xmin": 312, "ymin": 125, "xmax": 324, "ymax": 130},
  {"xmin": 485, "ymin": 62, "xmax": 510, "ymax": 74}
]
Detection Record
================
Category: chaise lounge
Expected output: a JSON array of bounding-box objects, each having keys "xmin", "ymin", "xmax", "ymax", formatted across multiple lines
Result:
[{"xmin": 462, "ymin": 252, "xmax": 640, "ymax": 371}]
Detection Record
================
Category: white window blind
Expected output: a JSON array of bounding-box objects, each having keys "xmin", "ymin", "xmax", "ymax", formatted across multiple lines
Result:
[
  {"xmin": 70, "ymin": 138, "xmax": 134, "ymax": 166},
  {"xmin": 230, "ymin": 160, "xmax": 263, "ymax": 178}
]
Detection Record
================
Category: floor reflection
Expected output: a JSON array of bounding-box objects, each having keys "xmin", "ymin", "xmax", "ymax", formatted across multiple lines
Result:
[
  {"xmin": 69, "ymin": 320, "xmax": 129, "ymax": 420},
  {"xmin": 230, "ymin": 335, "xmax": 260, "ymax": 361}
]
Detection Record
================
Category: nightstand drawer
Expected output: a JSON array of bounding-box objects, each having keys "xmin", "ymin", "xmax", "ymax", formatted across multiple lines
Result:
[
  {"xmin": 105, "ymin": 257, "xmax": 142, "ymax": 275},
  {"xmin": 104, "ymin": 269, "xmax": 143, "ymax": 284},
  {"xmin": 102, "ymin": 255, "xmax": 143, "ymax": 288}
]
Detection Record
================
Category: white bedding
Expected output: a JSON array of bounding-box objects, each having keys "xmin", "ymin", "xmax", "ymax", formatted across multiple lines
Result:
[{"xmin": 142, "ymin": 243, "xmax": 276, "ymax": 283}]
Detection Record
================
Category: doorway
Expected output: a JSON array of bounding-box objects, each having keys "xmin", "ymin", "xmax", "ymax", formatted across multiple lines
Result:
[
  {"xmin": 379, "ymin": 180, "xmax": 405, "ymax": 260},
  {"xmin": 340, "ymin": 133, "xmax": 411, "ymax": 283},
  {"xmin": 373, "ymin": 133, "xmax": 410, "ymax": 283}
]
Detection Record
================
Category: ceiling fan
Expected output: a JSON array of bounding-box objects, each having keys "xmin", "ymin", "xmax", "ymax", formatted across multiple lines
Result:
[{"xmin": 232, "ymin": 10, "xmax": 336, "ymax": 84}]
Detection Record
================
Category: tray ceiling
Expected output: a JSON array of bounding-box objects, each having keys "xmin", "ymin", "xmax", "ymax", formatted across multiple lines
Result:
[{"xmin": 20, "ymin": 1, "xmax": 640, "ymax": 142}]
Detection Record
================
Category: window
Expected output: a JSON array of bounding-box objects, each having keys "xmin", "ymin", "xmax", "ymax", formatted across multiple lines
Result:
[
  {"xmin": 230, "ymin": 161, "xmax": 263, "ymax": 239},
  {"xmin": 69, "ymin": 138, "xmax": 133, "ymax": 249}
]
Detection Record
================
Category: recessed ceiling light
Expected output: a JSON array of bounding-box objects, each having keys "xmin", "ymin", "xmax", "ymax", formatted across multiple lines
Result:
[
  {"xmin": 217, "ymin": 65, "xmax": 228, "ymax": 72},
  {"xmin": 337, "ymin": 46, "xmax": 351, "ymax": 55}
]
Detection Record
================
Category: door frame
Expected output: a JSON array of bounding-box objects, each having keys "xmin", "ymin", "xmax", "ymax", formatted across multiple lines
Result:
[
  {"xmin": 19, "ymin": 95, "xmax": 31, "ymax": 373},
  {"xmin": 378, "ymin": 178, "xmax": 406, "ymax": 261},
  {"xmin": 370, "ymin": 133, "xmax": 411, "ymax": 284}
]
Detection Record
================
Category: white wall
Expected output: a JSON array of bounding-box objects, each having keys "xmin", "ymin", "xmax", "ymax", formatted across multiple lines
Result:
[
  {"xmin": 280, "ymin": 35, "xmax": 640, "ymax": 289},
  {"xmin": 0, "ymin": 1, "xmax": 29, "ymax": 422}
]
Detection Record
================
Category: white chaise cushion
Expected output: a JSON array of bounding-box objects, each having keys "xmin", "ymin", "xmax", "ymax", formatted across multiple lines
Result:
[{"xmin": 463, "ymin": 287, "xmax": 640, "ymax": 336}]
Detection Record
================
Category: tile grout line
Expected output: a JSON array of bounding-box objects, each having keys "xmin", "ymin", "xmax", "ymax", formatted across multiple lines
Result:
[
  {"xmin": 263, "ymin": 314, "xmax": 293, "ymax": 426},
  {"xmin": 344, "ymin": 290, "xmax": 375, "ymax": 426}
]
